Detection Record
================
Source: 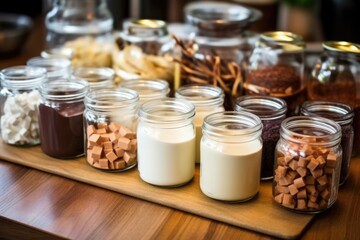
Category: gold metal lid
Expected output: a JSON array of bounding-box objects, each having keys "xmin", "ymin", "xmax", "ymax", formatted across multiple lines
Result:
[
  {"xmin": 125, "ymin": 19, "xmax": 168, "ymax": 37},
  {"xmin": 323, "ymin": 41, "xmax": 360, "ymax": 54},
  {"xmin": 260, "ymin": 31, "xmax": 305, "ymax": 51}
]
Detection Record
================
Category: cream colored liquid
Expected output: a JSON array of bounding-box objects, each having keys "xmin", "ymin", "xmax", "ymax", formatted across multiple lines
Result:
[
  {"xmin": 137, "ymin": 124, "xmax": 195, "ymax": 186},
  {"xmin": 200, "ymin": 140, "xmax": 262, "ymax": 201}
]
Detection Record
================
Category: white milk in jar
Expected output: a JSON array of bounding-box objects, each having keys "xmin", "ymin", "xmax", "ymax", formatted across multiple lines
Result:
[
  {"xmin": 200, "ymin": 111, "xmax": 263, "ymax": 201},
  {"xmin": 175, "ymin": 85, "xmax": 224, "ymax": 163},
  {"xmin": 137, "ymin": 98, "xmax": 196, "ymax": 186}
]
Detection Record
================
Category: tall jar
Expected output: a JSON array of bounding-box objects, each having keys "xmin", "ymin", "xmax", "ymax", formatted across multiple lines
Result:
[
  {"xmin": 200, "ymin": 111, "xmax": 263, "ymax": 201},
  {"xmin": 114, "ymin": 19, "xmax": 175, "ymax": 90},
  {"xmin": 175, "ymin": 85, "xmax": 224, "ymax": 163},
  {"xmin": 235, "ymin": 96, "xmax": 287, "ymax": 180},
  {"xmin": 72, "ymin": 67, "xmax": 115, "ymax": 90},
  {"xmin": 45, "ymin": 0, "xmax": 113, "ymax": 49},
  {"xmin": 273, "ymin": 116, "xmax": 342, "ymax": 213},
  {"xmin": 300, "ymin": 101, "xmax": 354, "ymax": 186},
  {"xmin": 0, "ymin": 66, "xmax": 46, "ymax": 146},
  {"xmin": 39, "ymin": 79, "xmax": 88, "ymax": 158},
  {"xmin": 27, "ymin": 57, "xmax": 72, "ymax": 81},
  {"xmin": 137, "ymin": 98, "xmax": 196, "ymax": 187},
  {"xmin": 182, "ymin": 2, "xmax": 262, "ymax": 110},
  {"xmin": 84, "ymin": 89, "xmax": 139, "ymax": 171},
  {"xmin": 119, "ymin": 79, "xmax": 170, "ymax": 105},
  {"xmin": 247, "ymin": 31, "xmax": 306, "ymax": 116},
  {"xmin": 307, "ymin": 41, "xmax": 360, "ymax": 156}
]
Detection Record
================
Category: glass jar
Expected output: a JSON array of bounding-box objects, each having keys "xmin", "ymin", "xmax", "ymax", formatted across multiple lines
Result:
[
  {"xmin": 27, "ymin": 57, "xmax": 72, "ymax": 81},
  {"xmin": 235, "ymin": 96, "xmax": 287, "ymax": 180},
  {"xmin": 39, "ymin": 79, "xmax": 88, "ymax": 158},
  {"xmin": 247, "ymin": 31, "xmax": 306, "ymax": 116},
  {"xmin": 45, "ymin": 0, "xmax": 113, "ymax": 49},
  {"xmin": 114, "ymin": 19, "xmax": 175, "ymax": 90},
  {"xmin": 181, "ymin": 1, "xmax": 262, "ymax": 110},
  {"xmin": 175, "ymin": 85, "xmax": 224, "ymax": 163},
  {"xmin": 84, "ymin": 89, "xmax": 139, "ymax": 171},
  {"xmin": 273, "ymin": 116, "xmax": 342, "ymax": 213},
  {"xmin": 307, "ymin": 41, "xmax": 360, "ymax": 156},
  {"xmin": 72, "ymin": 67, "xmax": 114, "ymax": 90},
  {"xmin": 200, "ymin": 111, "xmax": 263, "ymax": 201},
  {"xmin": 119, "ymin": 79, "xmax": 170, "ymax": 105},
  {"xmin": 137, "ymin": 98, "xmax": 195, "ymax": 187},
  {"xmin": 300, "ymin": 101, "xmax": 354, "ymax": 186},
  {"xmin": 0, "ymin": 66, "xmax": 46, "ymax": 146}
]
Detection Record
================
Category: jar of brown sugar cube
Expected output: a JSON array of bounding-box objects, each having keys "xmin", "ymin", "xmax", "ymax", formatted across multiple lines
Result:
[
  {"xmin": 273, "ymin": 116, "xmax": 342, "ymax": 213},
  {"xmin": 84, "ymin": 89, "xmax": 139, "ymax": 172}
]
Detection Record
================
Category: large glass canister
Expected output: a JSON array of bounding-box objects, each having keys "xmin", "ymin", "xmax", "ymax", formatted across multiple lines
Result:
[
  {"xmin": 307, "ymin": 41, "xmax": 360, "ymax": 156},
  {"xmin": 200, "ymin": 111, "xmax": 263, "ymax": 201},
  {"xmin": 27, "ymin": 56, "xmax": 72, "ymax": 80},
  {"xmin": 300, "ymin": 101, "xmax": 354, "ymax": 186},
  {"xmin": 84, "ymin": 89, "xmax": 139, "ymax": 171},
  {"xmin": 113, "ymin": 19, "xmax": 175, "ymax": 90},
  {"xmin": 39, "ymin": 79, "xmax": 88, "ymax": 158},
  {"xmin": 273, "ymin": 116, "xmax": 342, "ymax": 213},
  {"xmin": 137, "ymin": 98, "xmax": 196, "ymax": 187},
  {"xmin": 45, "ymin": 0, "xmax": 113, "ymax": 49},
  {"xmin": 179, "ymin": 1, "xmax": 262, "ymax": 110},
  {"xmin": 0, "ymin": 66, "xmax": 46, "ymax": 146},
  {"xmin": 175, "ymin": 85, "xmax": 224, "ymax": 163},
  {"xmin": 119, "ymin": 79, "xmax": 170, "ymax": 105},
  {"xmin": 247, "ymin": 31, "xmax": 306, "ymax": 116},
  {"xmin": 72, "ymin": 67, "xmax": 115, "ymax": 90},
  {"xmin": 235, "ymin": 96, "xmax": 287, "ymax": 180}
]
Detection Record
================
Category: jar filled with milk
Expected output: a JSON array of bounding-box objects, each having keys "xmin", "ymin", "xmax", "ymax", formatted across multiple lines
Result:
[
  {"xmin": 137, "ymin": 98, "xmax": 196, "ymax": 187},
  {"xmin": 175, "ymin": 85, "xmax": 224, "ymax": 163},
  {"xmin": 200, "ymin": 111, "xmax": 263, "ymax": 201}
]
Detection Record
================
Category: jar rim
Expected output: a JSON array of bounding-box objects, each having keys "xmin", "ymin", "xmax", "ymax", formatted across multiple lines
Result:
[
  {"xmin": 175, "ymin": 84, "xmax": 224, "ymax": 108},
  {"xmin": 27, "ymin": 56, "xmax": 71, "ymax": 70},
  {"xmin": 139, "ymin": 98, "xmax": 195, "ymax": 124},
  {"xmin": 119, "ymin": 79, "xmax": 169, "ymax": 100},
  {"xmin": 72, "ymin": 67, "xmax": 115, "ymax": 83},
  {"xmin": 280, "ymin": 116, "xmax": 342, "ymax": 146},
  {"xmin": 1, "ymin": 65, "xmax": 46, "ymax": 89},
  {"xmin": 203, "ymin": 111, "xmax": 262, "ymax": 142},
  {"xmin": 85, "ymin": 89, "xmax": 139, "ymax": 111},
  {"xmin": 235, "ymin": 96, "xmax": 287, "ymax": 120},
  {"xmin": 40, "ymin": 79, "xmax": 88, "ymax": 101},
  {"xmin": 300, "ymin": 101, "xmax": 354, "ymax": 126},
  {"xmin": 323, "ymin": 41, "xmax": 360, "ymax": 55}
]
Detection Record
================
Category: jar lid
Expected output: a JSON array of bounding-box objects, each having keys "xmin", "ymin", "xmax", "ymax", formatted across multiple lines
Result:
[
  {"xmin": 185, "ymin": 1, "xmax": 262, "ymax": 32},
  {"xmin": 124, "ymin": 19, "xmax": 168, "ymax": 38},
  {"xmin": 323, "ymin": 41, "xmax": 360, "ymax": 54}
]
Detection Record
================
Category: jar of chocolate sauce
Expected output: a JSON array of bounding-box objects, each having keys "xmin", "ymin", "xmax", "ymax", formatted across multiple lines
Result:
[{"xmin": 39, "ymin": 79, "xmax": 88, "ymax": 158}]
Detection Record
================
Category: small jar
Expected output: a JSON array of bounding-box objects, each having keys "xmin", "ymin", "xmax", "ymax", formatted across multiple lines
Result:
[
  {"xmin": 27, "ymin": 57, "xmax": 72, "ymax": 81},
  {"xmin": 235, "ymin": 96, "xmax": 287, "ymax": 180},
  {"xmin": 0, "ymin": 66, "xmax": 46, "ymax": 146},
  {"xmin": 307, "ymin": 41, "xmax": 360, "ymax": 156},
  {"xmin": 72, "ymin": 67, "xmax": 114, "ymax": 90},
  {"xmin": 115, "ymin": 19, "xmax": 175, "ymax": 89},
  {"xmin": 300, "ymin": 101, "xmax": 354, "ymax": 186},
  {"xmin": 84, "ymin": 89, "xmax": 139, "ymax": 171},
  {"xmin": 39, "ymin": 79, "xmax": 88, "ymax": 158},
  {"xmin": 182, "ymin": 1, "xmax": 261, "ymax": 109},
  {"xmin": 137, "ymin": 98, "xmax": 195, "ymax": 187},
  {"xmin": 247, "ymin": 31, "xmax": 306, "ymax": 116},
  {"xmin": 200, "ymin": 111, "xmax": 263, "ymax": 201},
  {"xmin": 273, "ymin": 116, "xmax": 342, "ymax": 213},
  {"xmin": 119, "ymin": 79, "xmax": 170, "ymax": 105},
  {"xmin": 175, "ymin": 85, "xmax": 224, "ymax": 163}
]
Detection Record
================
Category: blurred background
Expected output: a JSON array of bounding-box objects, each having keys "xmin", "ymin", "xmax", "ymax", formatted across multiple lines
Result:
[{"xmin": 1, "ymin": 0, "xmax": 359, "ymax": 43}]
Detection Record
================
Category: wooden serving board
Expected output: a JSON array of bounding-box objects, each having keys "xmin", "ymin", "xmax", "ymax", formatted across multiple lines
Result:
[{"xmin": 0, "ymin": 140, "xmax": 314, "ymax": 239}]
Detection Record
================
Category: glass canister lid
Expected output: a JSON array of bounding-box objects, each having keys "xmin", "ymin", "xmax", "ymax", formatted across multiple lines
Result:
[
  {"xmin": 123, "ymin": 19, "xmax": 168, "ymax": 38},
  {"xmin": 184, "ymin": 1, "xmax": 262, "ymax": 32},
  {"xmin": 323, "ymin": 41, "xmax": 360, "ymax": 54}
]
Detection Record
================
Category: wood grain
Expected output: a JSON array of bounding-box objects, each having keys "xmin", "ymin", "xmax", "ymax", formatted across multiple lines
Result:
[{"xmin": 0, "ymin": 140, "xmax": 313, "ymax": 239}]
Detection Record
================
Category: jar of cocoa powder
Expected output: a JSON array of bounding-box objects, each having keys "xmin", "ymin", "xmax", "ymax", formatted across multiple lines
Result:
[
  {"xmin": 247, "ymin": 31, "xmax": 306, "ymax": 116},
  {"xmin": 235, "ymin": 96, "xmax": 287, "ymax": 180},
  {"xmin": 273, "ymin": 116, "xmax": 342, "ymax": 213},
  {"xmin": 39, "ymin": 79, "xmax": 88, "ymax": 159},
  {"xmin": 307, "ymin": 41, "xmax": 360, "ymax": 156},
  {"xmin": 84, "ymin": 89, "xmax": 139, "ymax": 172},
  {"xmin": 300, "ymin": 101, "xmax": 354, "ymax": 186},
  {"xmin": 182, "ymin": 1, "xmax": 262, "ymax": 110}
]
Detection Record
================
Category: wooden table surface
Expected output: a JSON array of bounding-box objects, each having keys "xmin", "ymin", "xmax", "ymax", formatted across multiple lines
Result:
[{"xmin": 1, "ymin": 16, "xmax": 360, "ymax": 240}]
